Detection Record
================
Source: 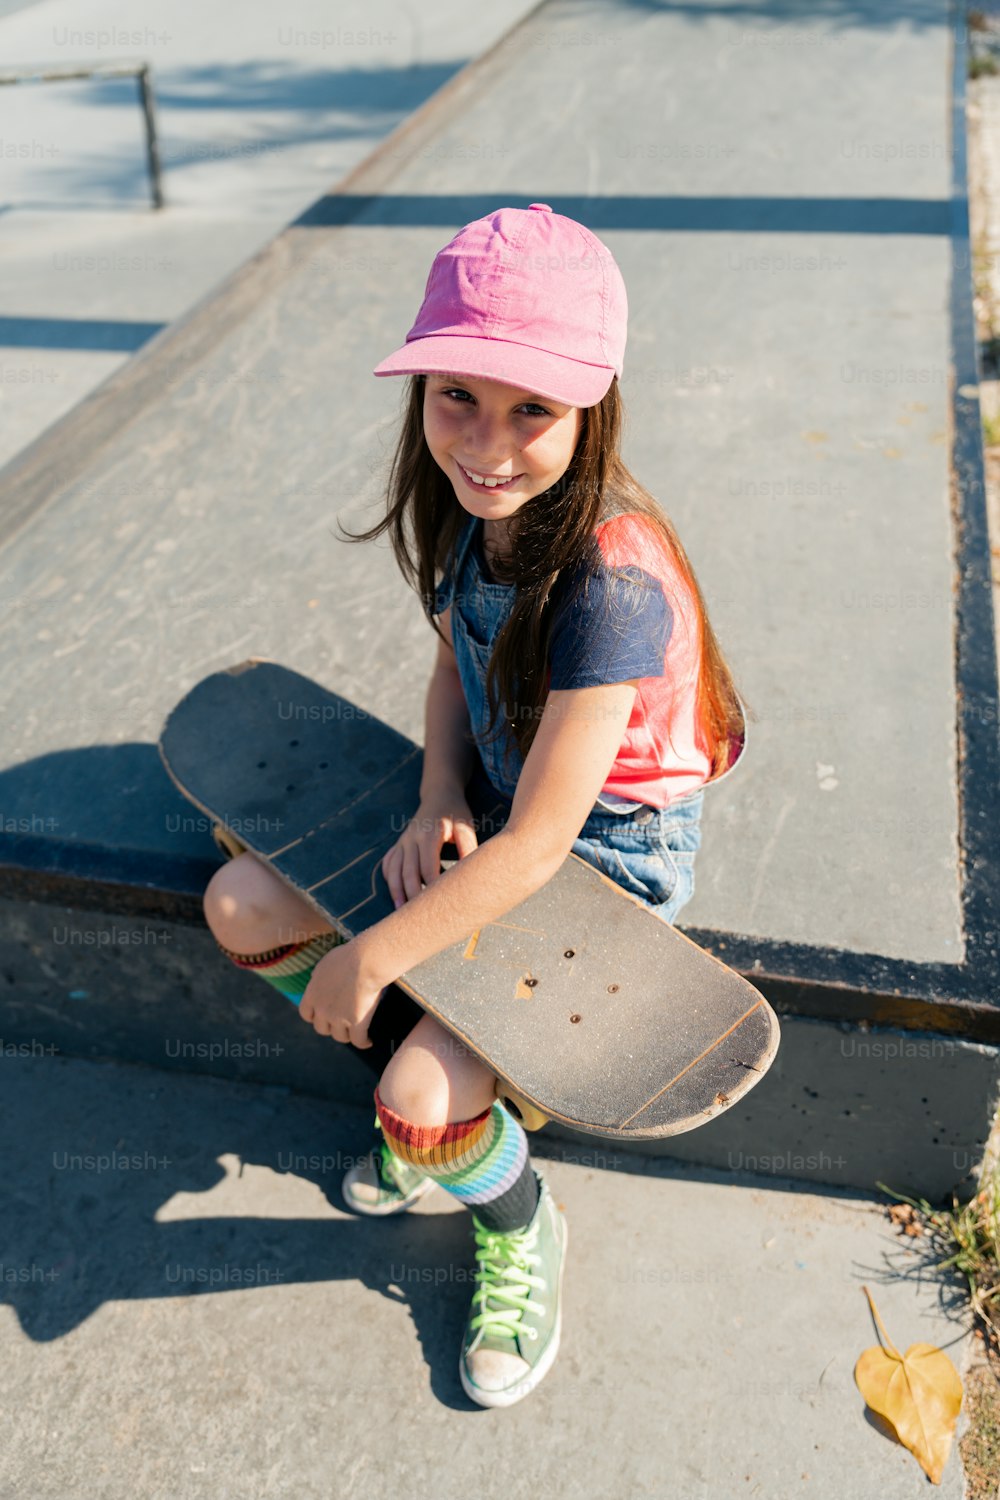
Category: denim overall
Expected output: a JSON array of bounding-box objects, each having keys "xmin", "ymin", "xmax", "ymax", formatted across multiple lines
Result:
[{"xmin": 433, "ymin": 511, "xmax": 747, "ymax": 927}]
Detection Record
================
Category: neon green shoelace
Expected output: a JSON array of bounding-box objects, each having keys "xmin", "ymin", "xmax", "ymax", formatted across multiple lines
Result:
[
  {"xmin": 376, "ymin": 1140, "xmax": 413, "ymax": 1193},
  {"xmin": 372, "ymin": 1114, "xmax": 412, "ymax": 1195},
  {"xmin": 468, "ymin": 1220, "xmax": 547, "ymax": 1342}
]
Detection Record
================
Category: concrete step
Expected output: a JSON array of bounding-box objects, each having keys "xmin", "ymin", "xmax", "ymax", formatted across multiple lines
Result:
[{"xmin": 0, "ymin": 0, "xmax": 997, "ymax": 1200}]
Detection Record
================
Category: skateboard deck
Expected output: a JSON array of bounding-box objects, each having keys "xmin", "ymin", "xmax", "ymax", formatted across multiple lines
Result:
[{"xmin": 159, "ymin": 659, "xmax": 780, "ymax": 1141}]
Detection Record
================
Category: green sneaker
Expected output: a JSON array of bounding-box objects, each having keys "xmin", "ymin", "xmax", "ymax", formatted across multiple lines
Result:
[
  {"xmin": 342, "ymin": 1122, "xmax": 434, "ymax": 1217},
  {"xmin": 459, "ymin": 1174, "xmax": 568, "ymax": 1408}
]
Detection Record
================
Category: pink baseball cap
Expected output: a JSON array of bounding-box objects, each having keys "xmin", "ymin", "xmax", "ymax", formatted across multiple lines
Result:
[{"xmin": 372, "ymin": 203, "xmax": 627, "ymax": 408}]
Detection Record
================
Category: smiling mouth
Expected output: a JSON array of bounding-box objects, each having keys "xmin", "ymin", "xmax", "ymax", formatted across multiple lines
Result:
[{"xmin": 457, "ymin": 462, "xmax": 522, "ymax": 491}]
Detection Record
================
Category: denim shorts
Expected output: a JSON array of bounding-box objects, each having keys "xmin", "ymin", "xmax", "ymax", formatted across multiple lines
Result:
[{"xmin": 460, "ymin": 753, "xmax": 702, "ymax": 927}]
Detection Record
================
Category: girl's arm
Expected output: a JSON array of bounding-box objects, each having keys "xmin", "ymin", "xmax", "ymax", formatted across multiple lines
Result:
[{"xmin": 354, "ymin": 679, "xmax": 640, "ymax": 991}]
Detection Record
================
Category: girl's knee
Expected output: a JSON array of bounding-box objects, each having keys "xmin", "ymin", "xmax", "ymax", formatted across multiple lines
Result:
[
  {"xmin": 378, "ymin": 1048, "xmax": 445, "ymax": 1126},
  {"xmin": 378, "ymin": 1016, "xmax": 495, "ymax": 1126},
  {"xmin": 203, "ymin": 851, "xmax": 303, "ymax": 950},
  {"xmin": 203, "ymin": 852, "xmax": 256, "ymax": 938}
]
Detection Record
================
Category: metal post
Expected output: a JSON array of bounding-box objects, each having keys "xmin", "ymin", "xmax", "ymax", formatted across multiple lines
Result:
[{"xmin": 137, "ymin": 65, "xmax": 164, "ymax": 210}]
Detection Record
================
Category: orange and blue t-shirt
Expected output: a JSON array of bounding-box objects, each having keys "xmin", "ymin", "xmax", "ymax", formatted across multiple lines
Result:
[
  {"xmin": 543, "ymin": 510, "xmax": 719, "ymax": 808},
  {"xmin": 435, "ymin": 507, "xmax": 744, "ymax": 810}
]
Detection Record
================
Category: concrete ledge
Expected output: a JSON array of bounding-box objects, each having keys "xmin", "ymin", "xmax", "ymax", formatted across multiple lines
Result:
[
  {"xmin": 1, "ymin": 0, "xmax": 997, "ymax": 1207},
  {"xmin": 0, "ymin": 0, "xmax": 996, "ymax": 1041},
  {"xmin": 2, "ymin": 892, "xmax": 995, "ymax": 1202}
]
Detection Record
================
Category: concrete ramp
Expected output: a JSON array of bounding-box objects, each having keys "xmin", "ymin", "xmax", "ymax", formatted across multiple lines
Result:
[{"xmin": 0, "ymin": 0, "xmax": 997, "ymax": 1196}]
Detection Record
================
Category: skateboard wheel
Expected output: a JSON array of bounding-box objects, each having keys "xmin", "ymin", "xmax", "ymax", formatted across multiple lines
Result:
[
  {"xmin": 494, "ymin": 1081, "xmax": 548, "ymax": 1132},
  {"xmin": 211, "ymin": 822, "xmax": 249, "ymax": 861}
]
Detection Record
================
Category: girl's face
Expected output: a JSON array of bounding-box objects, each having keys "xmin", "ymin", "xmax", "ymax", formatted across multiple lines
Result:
[{"xmin": 422, "ymin": 373, "xmax": 583, "ymax": 529}]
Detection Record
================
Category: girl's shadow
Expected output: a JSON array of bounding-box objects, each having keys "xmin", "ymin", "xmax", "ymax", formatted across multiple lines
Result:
[{"xmin": 0, "ymin": 1053, "xmax": 490, "ymax": 1411}]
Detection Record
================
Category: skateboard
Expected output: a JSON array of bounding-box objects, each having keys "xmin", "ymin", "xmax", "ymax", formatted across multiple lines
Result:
[{"xmin": 159, "ymin": 659, "xmax": 780, "ymax": 1141}]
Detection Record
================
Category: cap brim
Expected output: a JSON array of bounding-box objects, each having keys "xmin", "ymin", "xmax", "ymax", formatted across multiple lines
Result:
[{"xmin": 372, "ymin": 335, "xmax": 613, "ymax": 409}]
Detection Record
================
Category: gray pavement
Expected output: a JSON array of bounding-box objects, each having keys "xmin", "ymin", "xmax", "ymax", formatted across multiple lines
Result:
[
  {"xmin": 0, "ymin": 1050, "xmax": 972, "ymax": 1499},
  {"xmin": 0, "ymin": 0, "xmax": 542, "ymax": 467}
]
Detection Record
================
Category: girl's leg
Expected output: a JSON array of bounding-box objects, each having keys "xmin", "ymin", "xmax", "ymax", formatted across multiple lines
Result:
[
  {"xmin": 203, "ymin": 851, "xmax": 423, "ymax": 1078},
  {"xmin": 375, "ymin": 1014, "xmax": 540, "ymax": 1231},
  {"xmin": 375, "ymin": 1015, "xmax": 568, "ymax": 1409},
  {"xmin": 203, "ymin": 850, "xmax": 431, "ymax": 1213}
]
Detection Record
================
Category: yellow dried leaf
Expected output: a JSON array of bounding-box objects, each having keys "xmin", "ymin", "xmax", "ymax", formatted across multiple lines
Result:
[{"xmin": 854, "ymin": 1285, "xmax": 963, "ymax": 1485}]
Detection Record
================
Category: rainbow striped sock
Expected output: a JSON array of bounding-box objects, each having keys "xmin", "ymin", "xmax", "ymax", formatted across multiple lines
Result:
[
  {"xmin": 374, "ymin": 1088, "xmax": 540, "ymax": 1232},
  {"xmin": 213, "ymin": 930, "xmax": 342, "ymax": 1004}
]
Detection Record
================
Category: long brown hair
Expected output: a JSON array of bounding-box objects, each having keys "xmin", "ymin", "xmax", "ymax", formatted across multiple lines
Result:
[{"xmin": 338, "ymin": 375, "xmax": 748, "ymax": 782}]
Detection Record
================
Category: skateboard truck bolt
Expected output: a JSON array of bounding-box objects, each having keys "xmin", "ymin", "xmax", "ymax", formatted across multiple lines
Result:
[
  {"xmin": 564, "ymin": 949, "xmax": 575, "ymax": 958},
  {"xmin": 607, "ymin": 984, "xmax": 619, "ymax": 994},
  {"xmin": 570, "ymin": 1013, "xmax": 582, "ymax": 1024}
]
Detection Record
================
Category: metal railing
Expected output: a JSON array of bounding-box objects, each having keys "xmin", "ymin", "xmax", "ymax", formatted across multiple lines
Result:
[{"xmin": 0, "ymin": 58, "xmax": 163, "ymax": 208}]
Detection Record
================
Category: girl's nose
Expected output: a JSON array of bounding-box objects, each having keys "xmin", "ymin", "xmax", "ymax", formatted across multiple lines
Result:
[{"xmin": 466, "ymin": 413, "xmax": 509, "ymax": 464}]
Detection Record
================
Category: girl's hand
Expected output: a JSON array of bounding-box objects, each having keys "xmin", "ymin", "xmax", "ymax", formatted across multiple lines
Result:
[
  {"xmin": 298, "ymin": 939, "xmax": 386, "ymax": 1047},
  {"xmin": 381, "ymin": 787, "xmax": 479, "ymax": 907}
]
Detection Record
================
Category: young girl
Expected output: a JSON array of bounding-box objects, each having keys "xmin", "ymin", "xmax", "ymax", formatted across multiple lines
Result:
[{"xmin": 202, "ymin": 204, "xmax": 747, "ymax": 1410}]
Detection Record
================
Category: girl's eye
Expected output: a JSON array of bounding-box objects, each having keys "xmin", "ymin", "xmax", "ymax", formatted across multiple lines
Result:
[{"xmin": 440, "ymin": 388, "xmax": 550, "ymax": 417}]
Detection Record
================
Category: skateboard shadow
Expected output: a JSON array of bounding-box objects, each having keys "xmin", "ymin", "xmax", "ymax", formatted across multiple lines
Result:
[{"xmin": 0, "ymin": 1052, "xmax": 499, "ymax": 1412}]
